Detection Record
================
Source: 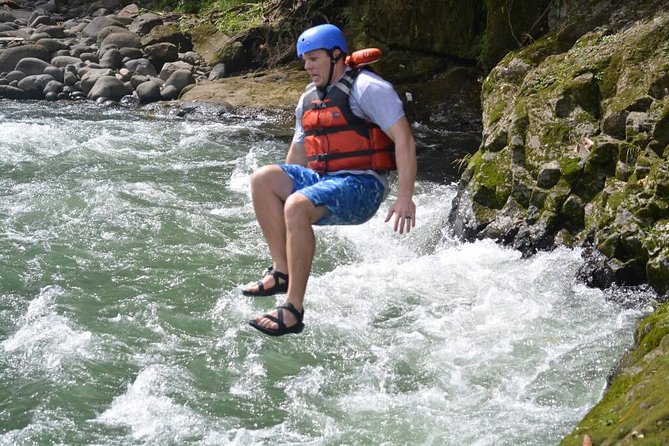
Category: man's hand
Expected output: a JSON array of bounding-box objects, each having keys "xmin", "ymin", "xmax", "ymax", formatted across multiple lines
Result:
[{"xmin": 385, "ymin": 196, "xmax": 416, "ymax": 234}]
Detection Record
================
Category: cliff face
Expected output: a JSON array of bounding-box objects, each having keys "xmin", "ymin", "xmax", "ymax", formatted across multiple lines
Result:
[{"xmin": 448, "ymin": 0, "xmax": 669, "ymax": 297}]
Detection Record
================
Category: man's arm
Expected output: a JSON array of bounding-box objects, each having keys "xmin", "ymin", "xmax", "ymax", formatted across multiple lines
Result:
[
  {"xmin": 384, "ymin": 116, "xmax": 417, "ymax": 234},
  {"xmin": 286, "ymin": 141, "xmax": 307, "ymax": 166}
]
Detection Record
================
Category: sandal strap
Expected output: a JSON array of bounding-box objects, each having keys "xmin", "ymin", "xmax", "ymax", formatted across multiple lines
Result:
[
  {"xmin": 277, "ymin": 303, "xmax": 303, "ymax": 323},
  {"xmin": 271, "ymin": 270, "xmax": 288, "ymax": 282}
]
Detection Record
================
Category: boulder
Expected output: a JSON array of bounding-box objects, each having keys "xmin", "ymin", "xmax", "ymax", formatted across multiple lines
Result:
[
  {"xmin": 163, "ymin": 68, "xmax": 194, "ymax": 93},
  {"xmin": 87, "ymin": 75, "xmax": 130, "ymax": 100},
  {"xmin": 0, "ymin": 12, "xmax": 17, "ymax": 23},
  {"xmin": 80, "ymin": 68, "xmax": 114, "ymax": 94},
  {"xmin": 43, "ymin": 79, "xmax": 63, "ymax": 95},
  {"xmin": 43, "ymin": 65, "xmax": 64, "ymax": 82},
  {"xmin": 51, "ymin": 55, "xmax": 83, "ymax": 67},
  {"xmin": 0, "ymin": 84, "xmax": 26, "ymax": 99},
  {"xmin": 141, "ymin": 23, "xmax": 191, "ymax": 52},
  {"xmin": 0, "ymin": 45, "xmax": 50, "ymax": 72},
  {"xmin": 4, "ymin": 70, "xmax": 25, "ymax": 82},
  {"xmin": 17, "ymin": 73, "xmax": 54, "ymax": 98},
  {"xmin": 15, "ymin": 57, "xmax": 51, "ymax": 76},
  {"xmin": 135, "ymin": 79, "xmax": 161, "ymax": 103},
  {"xmin": 208, "ymin": 63, "xmax": 225, "ymax": 80},
  {"xmin": 34, "ymin": 24, "xmax": 67, "ymax": 39},
  {"xmin": 144, "ymin": 41, "xmax": 178, "ymax": 66},
  {"xmin": 160, "ymin": 83, "xmax": 178, "ymax": 100},
  {"xmin": 81, "ymin": 16, "xmax": 126, "ymax": 39},
  {"xmin": 125, "ymin": 58, "xmax": 157, "ymax": 76},
  {"xmin": 96, "ymin": 25, "xmax": 129, "ymax": 45},
  {"xmin": 158, "ymin": 61, "xmax": 191, "ymax": 81},
  {"xmin": 100, "ymin": 32, "xmax": 142, "ymax": 49},
  {"xmin": 99, "ymin": 47, "xmax": 122, "ymax": 68},
  {"xmin": 128, "ymin": 13, "xmax": 162, "ymax": 35},
  {"xmin": 36, "ymin": 38, "xmax": 69, "ymax": 53}
]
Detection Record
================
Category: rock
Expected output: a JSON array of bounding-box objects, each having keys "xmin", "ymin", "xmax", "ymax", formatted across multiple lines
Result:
[
  {"xmin": 144, "ymin": 42, "xmax": 178, "ymax": 66},
  {"xmin": 96, "ymin": 25, "xmax": 130, "ymax": 45},
  {"xmin": 128, "ymin": 13, "xmax": 162, "ymax": 35},
  {"xmin": 80, "ymin": 68, "xmax": 114, "ymax": 94},
  {"xmin": 180, "ymin": 51, "xmax": 202, "ymax": 66},
  {"xmin": 4, "ymin": 70, "xmax": 24, "ymax": 82},
  {"xmin": 212, "ymin": 40, "xmax": 249, "ymax": 73},
  {"xmin": 43, "ymin": 65, "xmax": 63, "ymax": 82},
  {"xmin": 160, "ymin": 83, "xmax": 178, "ymax": 100},
  {"xmin": 17, "ymin": 73, "xmax": 54, "ymax": 98},
  {"xmin": 29, "ymin": 15, "xmax": 56, "ymax": 28},
  {"xmin": 63, "ymin": 70, "xmax": 77, "ymax": 86},
  {"xmin": 158, "ymin": 61, "xmax": 191, "ymax": 81},
  {"xmin": 141, "ymin": 23, "xmax": 191, "ymax": 52},
  {"xmin": 86, "ymin": 0, "xmax": 123, "ymax": 14},
  {"xmin": 136, "ymin": 79, "xmax": 161, "ymax": 103},
  {"xmin": 0, "ymin": 12, "xmax": 16, "ymax": 23},
  {"xmin": 0, "ymin": 84, "xmax": 26, "ymax": 99},
  {"xmin": 164, "ymin": 68, "xmax": 194, "ymax": 92},
  {"xmin": 130, "ymin": 74, "xmax": 162, "ymax": 89},
  {"xmin": 119, "ymin": 47, "xmax": 143, "ymax": 60},
  {"xmin": 15, "ymin": 57, "xmax": 51, "ymax": 76},
  {"xmin": 51, "ymin": 55, "xmax": 83, "ymax": 67},
  {"xmin": 99, "ymin": 47, "xmax": 122, "ymax": 69},
  {"xmin": 34, "ymin": 24, "xmax": 66, "ymax": 39},
  {"xmin": 118, "ymin": 3, "xmax": 139, "ymax": 18},
  {"xmin": 537, "ymin": 161, "xmax": 562, "ymax": 188},
  {"xmin": 81, "ymin": 16, "xmax": 126, "ymax": 39},
  {"xmin": 100, "ymin": 32, "xmax": 142, "ymax": 49},
  {"xmin": 125, "ymin": 58, "xmax": 157, "ymax": 77},
  {"xmin": 87, "ymin": 75, "xmax": 130, "ymax": 100},
  {"xmin": 0, "ymin": 44, "xmax": 50, "ymax": 72},
  {"xmin": 208, "ymin": 63, "xmax": 226, "ymax": 80},
  {"xmin": 43, "ymin": 79, "xmax": 63, "ymax": 95},
  {"xmin": 36, "ymin": 38, "xmax": 69, "ymax": 54}
]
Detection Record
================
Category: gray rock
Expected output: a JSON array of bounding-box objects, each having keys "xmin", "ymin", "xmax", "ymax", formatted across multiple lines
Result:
[
  {"xmin": 208, "ymin": 63, "xmax": 226, "ymax": 80},
  {"xmin": 51, "ymin": 55, "xmax": 83, "ymax": 67},
  {"xmin": 145, "ymin": 42, "xmax": 178, "ymax": 64},
  {"xmin": 17, "ymin": 74, "xmax": 55, "ymax": 98},
  {"xmin": 5, "ymin": 70, "xmax": 25, "ymax": 82},
  {"xmin": 130, "ymin": 74, "xmax": 162, "ymax": 89},
  {"xmin": 158, "ymin": 61, "xmax": 192, "ymax": 81},
  {"xmin": 82, "ymin": 16, "xmax": 125, "ymax": 39},
  {"xmin": 29, "ymin": 15, "xmax": 56, "ymax": 28},
  {"xmin": 63, "ymin": 70, "xmax": 78, "ymax": 86},
  {"xmin": 0, "ymin": 45, "xmax": 50, "ymax": 72},
  {"xmin": 180, "ymin": 51, "xmax": 202, "ymax": 65},
  {"xmin": 160, "ymin": 84, "xmax": 178, "ymax": 100},
  {"xmin": 87, "ymin": 0, "xmax": 123, "ymax": 14},
  {"xmin": 80, "ymin": 68, "xmax": 115, "ymax": 94},
  {"xmin": 70, "ymin": 43, "xmax": 95, "ymax": 57},
  {"xmin": 43, "ymin": 79, "xmax": 63, "ymax": 95},
  {"xmin": 0, "ymin": 12, "xmax": 17, "ymax": 23},
  {"xmin": 136, "ymin": 79, "xmax": 161, "ymax": 103},
  {"xmin": 28, "ymin": 32, "xmax": 53, "ymax": 43},
  {"xmin": 34, "ymin": 25, "xmax": 66, "ymax": 39},
  {"xmin": 80, "ymin": 52, "xmax": 99, "ymax": 63},
  {"xmin": 119, "ymin": 47, "xmax": 143, "ymax": 60},
  {"xmin": 0, "ymin": 24, "xmax": 16, "ymax": 32},
  {"xmin": 15, "ymin": 57, "xmax": 52, "ymax": 76},
  {"xmin": 125, "ymin": 58, "xmax": 157, "ymax": 76},
  {"xmin": 100, "ymin": 32, "xmax": 142, "ymax": 50},
  {"xmin": 43, "ymin": 65, "xmax": 64, "ymax": 82},
  {"xmin": 36, "ymin": 38, "xmax": 69, "ymax": 53},
  {"xmin": 100, "ymin": 48, "xmax": 122, "ymax": 69},
  {"xmin": 0, "ymin": 84, "xmax": 26, "ymax": 99},
  {"xmin": 164, "ymin": 68, "xmax": 194, "ymax": 92},
  {"xmin": 96, "ymin": 25, "xmax": 129, "ymax": 45},
  {"xmin": 128, "ymin": 13, "xmax": 163, "ymax": 35},
  {"xmin": 537, "ymin": 162, "xmax": 562, "ymax": 189},
  {"xmin": 87, "ymin": 75, "xmax": 130, "ymax": 101}
]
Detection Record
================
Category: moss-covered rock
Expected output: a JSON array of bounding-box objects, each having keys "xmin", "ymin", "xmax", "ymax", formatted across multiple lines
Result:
[
  {"xmin": 561, "ymin": 300, "xmax": 669, "ymax": 445},
  {"xmin": 450, "ymin": 2, "xmax": 669, "ymax": 296}
]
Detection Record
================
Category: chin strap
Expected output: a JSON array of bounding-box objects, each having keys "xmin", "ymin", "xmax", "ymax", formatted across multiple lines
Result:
[{"xmin": 317, "ymin": 49, "xmax": 344, "ymax": 99}]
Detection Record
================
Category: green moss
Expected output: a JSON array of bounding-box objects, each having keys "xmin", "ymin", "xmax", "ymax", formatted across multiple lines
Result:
[{"xmin": 561, "ymin": 301, "xmax": 669, "ymax": 446}]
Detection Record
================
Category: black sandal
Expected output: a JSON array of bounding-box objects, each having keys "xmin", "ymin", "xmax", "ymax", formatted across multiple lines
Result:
[
  {"xmin": 242, "ymin": 266, "xmax": 289, "ymax": 296},
  {"xmin": 249, "ymin": 303, "xmax": 304, "ymax": 337}
]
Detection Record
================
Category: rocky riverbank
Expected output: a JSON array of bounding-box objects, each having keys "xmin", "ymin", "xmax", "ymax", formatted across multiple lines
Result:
[{"xmin": 0, "ymin": 2, "xmax": 217, "ymax": 104}]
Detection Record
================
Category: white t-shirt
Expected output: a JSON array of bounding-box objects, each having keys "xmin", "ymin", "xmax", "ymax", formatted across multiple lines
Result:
[{"xmin": 291, "ymin": 69, "xmax": 405, "ymax": 188}]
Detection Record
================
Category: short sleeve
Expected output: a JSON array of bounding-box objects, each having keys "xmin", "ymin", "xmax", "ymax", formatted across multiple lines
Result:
[{"xmin": 350, "ymin": 71, "xmax": 405, "ymax": 132}]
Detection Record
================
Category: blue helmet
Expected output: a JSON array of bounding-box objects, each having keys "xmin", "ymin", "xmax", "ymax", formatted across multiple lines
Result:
[{"xmin": 296, "ymin": 24, "xmax": 348, "ymax": 58}]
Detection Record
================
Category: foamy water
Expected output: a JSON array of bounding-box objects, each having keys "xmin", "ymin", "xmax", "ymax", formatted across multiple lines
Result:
[{"xmin": 0, "ymin": 101, "xmax": 654, "ymax": 445}]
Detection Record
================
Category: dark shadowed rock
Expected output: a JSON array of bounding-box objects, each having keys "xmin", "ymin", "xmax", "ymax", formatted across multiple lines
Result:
[
  {"xmin": 0, "ymin": 84, "xmax": 26, "ymax": 99},
  {"xmin": 100, "ymin": 32, "xmax": 142, "ymax": 49},
  {"xmin": 51, "ymin": 55, "xmax": 82, "ymax": 67},
  {"xmin": 164, "ymin": 68, "xmax": 194, "ymax": 92},
  {"xmin": 15, "ymin": 57, "xmax": 51, "ymax": 76},
  {"xmin": 0, "ymin": 45, "xmax": 50, "ymax": 72},
  {"xmin": 17, "ymin": 73, "xmax": 54, "ymax": 98},
  {"xmin": 136, "ymin": 79, "xmax": 161, "ymax": 103},
  {"xmin": 125, "ymin": 58, "xmax": 157, "ymax": 76},
  {"xmin": 82, "ymin": 16, "xmax": 125, "ymax": 39}
]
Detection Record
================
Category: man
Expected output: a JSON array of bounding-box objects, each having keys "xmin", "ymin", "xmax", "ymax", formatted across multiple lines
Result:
[{"xmin": 245, "ymin": 23, "xmax": 416, "ymax": 336}]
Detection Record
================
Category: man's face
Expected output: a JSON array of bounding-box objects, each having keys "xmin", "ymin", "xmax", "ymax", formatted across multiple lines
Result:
[{"xmin": 303, "ymin": 49, "xmax": 338, "ymax": 88}]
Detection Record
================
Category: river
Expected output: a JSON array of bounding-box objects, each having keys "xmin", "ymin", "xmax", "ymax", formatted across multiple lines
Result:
[{"xmin": 0, "ymin": 100, "xmax": 655, "ymax": 445}]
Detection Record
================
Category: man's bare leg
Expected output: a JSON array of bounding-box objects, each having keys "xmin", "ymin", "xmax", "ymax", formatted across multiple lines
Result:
[
  {"xmin": 245, "ymin": 165, "xmax": 294, "ymax": 292},
  {"xmin": 251, "ymin": 192, "xmax": 329, "ymax": 330}
]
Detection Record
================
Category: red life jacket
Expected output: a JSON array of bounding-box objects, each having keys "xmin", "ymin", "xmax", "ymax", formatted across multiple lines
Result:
[{"xmin": 301, "ymin": 70, "xmax": 396, "ymax": 174}]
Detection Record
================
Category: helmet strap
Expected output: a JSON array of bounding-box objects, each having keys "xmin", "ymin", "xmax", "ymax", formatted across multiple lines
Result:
[{"xmin": 319, "ymin": 49, "xmax": 343, "ymax": 98}]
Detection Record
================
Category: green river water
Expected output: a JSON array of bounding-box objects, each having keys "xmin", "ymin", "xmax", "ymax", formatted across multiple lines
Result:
[{"xmin": 0, "ymin": 101, "xmax": 655, "ymax": 445}]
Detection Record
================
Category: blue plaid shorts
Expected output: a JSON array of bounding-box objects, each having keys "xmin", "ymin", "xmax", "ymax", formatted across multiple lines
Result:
[{"xmin": 279, "ymin": 164, "xmax": 387, "ymax": 225}]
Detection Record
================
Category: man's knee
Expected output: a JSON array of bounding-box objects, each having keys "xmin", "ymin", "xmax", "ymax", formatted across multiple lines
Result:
[
  {"xmin": 284, "ymin": 194, "xmax": 327, "ymax": 225},
  {"xmin": 250, "ymin": 165, "xmax": 291, "ymax": 196}
]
